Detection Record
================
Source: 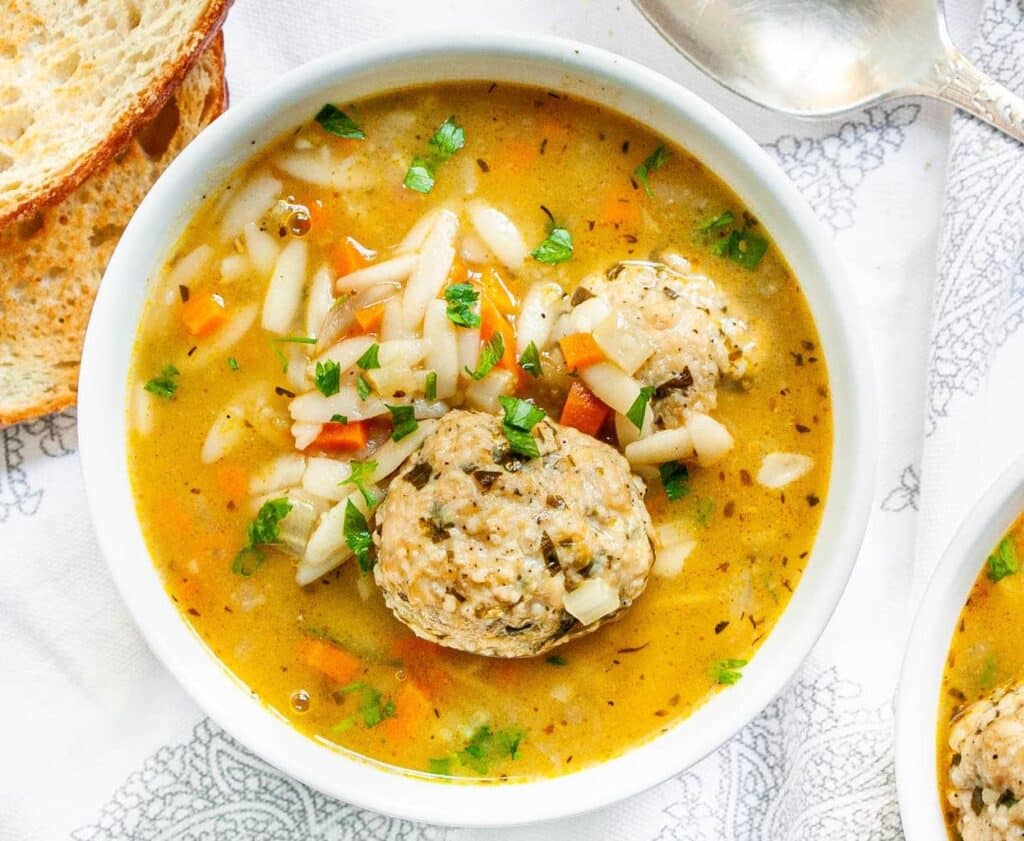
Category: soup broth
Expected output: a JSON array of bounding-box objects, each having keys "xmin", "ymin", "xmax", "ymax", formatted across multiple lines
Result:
[{"xmin": 127, "ymin": 83, "xmax": 831, "ymax": 780}]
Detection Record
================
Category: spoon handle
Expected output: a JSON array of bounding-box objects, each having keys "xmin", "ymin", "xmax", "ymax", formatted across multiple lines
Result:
[{"xmin": 927, "ymin": 49, "xmax": 1024, "ymax": 143}]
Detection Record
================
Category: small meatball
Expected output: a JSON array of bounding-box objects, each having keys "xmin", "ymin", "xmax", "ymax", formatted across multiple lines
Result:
[
  {"xmin": 583, "ymin": 259, "xmax": 753, "ymax": 429},
  {"xmin": 948, "ymin": 680, "xmax": 1024, "ymax": 840},
  {"xmin": 373, "ymin": 410, "xmax": 654, "ymax": 657}
]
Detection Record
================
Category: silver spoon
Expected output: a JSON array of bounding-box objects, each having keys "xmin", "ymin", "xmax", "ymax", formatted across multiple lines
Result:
[{"xmin": 632, "ymin": 0, "xmax": 1024, "ymax": 144}]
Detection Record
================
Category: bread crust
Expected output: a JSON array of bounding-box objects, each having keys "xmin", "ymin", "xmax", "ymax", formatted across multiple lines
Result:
[{"xmin": 0, "ymin": 0, "xmax": 233, "ymax": 227}]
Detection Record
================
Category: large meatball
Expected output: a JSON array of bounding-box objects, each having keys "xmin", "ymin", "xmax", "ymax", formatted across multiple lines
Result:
[
  {"xmin": 583, "ymin": 256, "xmax": 753, "ymax": 429},
  {"xmin": 948, "ymin": 681, "xmax": 1024, "ymax": 840},
  {"xmin": 373, "ymin": 410, "xmax": 654, "ymax": 657}
]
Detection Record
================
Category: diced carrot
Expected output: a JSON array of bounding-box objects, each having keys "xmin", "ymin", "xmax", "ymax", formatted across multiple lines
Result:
[
  {"xmin": 480, "ymin": 294, "xmax": 521, "ymax": 384},
  {"xmin": 448, "ymin": 255, "xmax": 469, "ymax": 286},
  {"xmin": 330, "ymin": 236, "xmax": 374, "ymax": 277},
  {"xmin": 560, "ymin": 380, "xmax": 610, "ymax": 437},
  {"xmin": 481, "ymin": 266, "xmax": 516, "ymax": 315},
  {"xmin": 353, "ymin": 301, "xmax": 386, "ymax": 333},
  {"xmin": 501, "ymin": 138, "xmax": 540, "ymax": 173},
  {"xmin": 559, "ymin": 333, "xmax": 604, "ymax": 371},
  {"xmin": 378, "ymin": 680, "xmax": 433, "ymax": 744},
  {"xmin": 598, "ymin": 186, "xmax": 642, "ymax": 231},
  {"xmin": 312, "ymin": 420, "xmax": 368, "ymax": 452},
  {"xmin": 215, "ymin": 464, "xmax": 248, "ymax": 502},
  {"xmin": 181, "ymin": 292, "xmax": 227, "ymax": 337},
  {"xmin": 305, "ymin": 197, "xmax": 327, "ymax": 231},
  {"xmin": 299, "ymin": 637, "xmax": 362, "ymax": 684},
  {"xmin": 389, "ymin": 635, "xmax": 453, "ymax": 699}
]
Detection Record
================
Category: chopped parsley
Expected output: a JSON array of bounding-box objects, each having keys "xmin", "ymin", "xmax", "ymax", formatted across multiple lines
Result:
[
  {"xmin": 403, "ymin": 116, "xmax": 465, "ymax": 193},
  {"xmin": 658, "ymin": 461, "xmax": 691, "ymax": 501},
  {"xmin": 465, "ymin": 333, "xmax": 503, "ymax": 380},
  {"xmin": 696, "ymin": 497, "xmax": 715, "ymax": 527},
  {"xmin": 697, "ymin": 210, "xmax": 768, "ymax": 270},
  {"xmin": 314, "ymin": 104, "xmax": 365, "ymax": 139},
  {"xmin": 987, "ymin": 535, "xmax": 1019, "ymax": 582},
  {"xmin": 338, "ymin": 682, "xmax": 395, "ymax": 728},
  {"xmin": 546, "ymin": 654, "xmax": 568, "ymax": 666},
  {"xmin": 712, "ymin": 658, "xmax": 747, "ymax": 685},
  {"xmin": 143, "ymin": 364, "xmax": 180, "ymax": 399},
  {"xmin": 314, "ymin": 359, "xmax": 341, "ymax": 397},
  {"xmin": 531, "ymin": 225, "xmax": 573, "ymax": 264},
  {"xmin": 626, "ymin": 385, "xmax": 655, "ymax": 431},
  {"xmin": 356, "ymin": 374, "xmax": 373, "ymax": 400},
  {"xmin": 428, "ymin": 757, "xmax": 452, "ymax": 776},
  {"xmin": 980, "ymin": 653, "xmax": 999, "ymax": 689},
  {"xmin": 424, "ymin": 371, "xmax": 438, "ymax": 401},
  {"xmin": 227, "ymin": 357, "xmax": 239, "ymax": 371},
  {"xmin": 634, "ymin": 144, "xmax": 670, "ymax": 197},
  {"xmin": 343, "ymin": 500, "xmax": 375, "ymax": 573},
  {"xmin": 498, "ymin": 395, "xmax": 546, "ymax": 459},
  {"xmin": 386, "ymin": 403, "xmax": 419, "ymax": 441},
  {"xmin": 444, "ymin": 282, "xmax": 481, "ymax": 328},
  {"xmin": 429, "ymin": 725, "xmax": 525, "ymax": 776},
  {"xmin": 231, "ymin": 498, "xmax": 293, "ymax": 576},
  {"xmin": 518, "ymin": 341, "xmax": 542, "ymax": 377},
  {"xmin": 330, "ymin": 413, "xmax": 348, "ymax": 424},
  {"xmin": 356, "ymin": 343, "xmax": 380, "ymax": 370},
  {"xmin": 342, "ymin": 460, "xmax": 378, "ymax": 507},
  {"xmin": 271, "ymin": 335, "xmax": 317, "ymax": 372},
  {"xmin": 696, "ymin": 210, "xmax": 735, "ymax": 232}
]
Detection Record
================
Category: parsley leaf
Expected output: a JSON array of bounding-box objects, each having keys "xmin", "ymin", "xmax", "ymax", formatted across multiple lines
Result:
[
  {"xmin": 712, "ymin": 658, "xmax": 747, "ymax": 685},
  {"xmin": 271, "ymin": 336, "xmax": 317, "ymax": 372},
  {"xmin": 444, "ymin": 282, "xmax": 481, "ymax": 327},
  {"xmin": 342, "ymin": 461, "xmax": 378, "ymax": 508},
  {"xmin": 546, "ymin": 654, "xmax": 568, "ymax": 666},
  {"xmin": 634, "ymin": 144, "xmax": 670, "ymax": 197},
  {"xmin": 498, "ymin": 395, "xmax": 546, "ymax": 459},
  {"xmin": 456, "ymin": 726, "xmax": 525, "ymax": 774},
  {"xmin": 356, "ymin": 374, "xmax": 372, "ymax": 400},
  {"xmin": 465, "ymin": 333, "xmax": 503, "ymax": 380},
  {"xmin": 626, "ymin": 385, "xmax": 655, "ymax": 431},
  {"xmin": 518, "ymin": 341, "xmax": 542, "ymax": 377},
  {"xmin": 386, "ymin": 403, "xmax": 419, "ymax": 441},
  {"xmin": 231, "ymin": 498, "xmax": 293, "ymax": 576},
  {"xmin": 330, "ymin": 413, "xmax": 348, "ymax": 424},
  {"xmin": 343, "ymin": 500, "xmax": 375, "ymax": 573},
  {"xmin": 314, "ymin": 360, "xmax": 341, "ymax": 396},
  {"xmin": 987, "ymin": 536, "xmax": 1019, "ymax": 582},
  {"xmin": 695, "ymin": 497, "xmax": 715, "ymax": 527},
  {"xmin": 714, "ymin": 229, "xmax": 769, "ymax": 270},
  {"xmin": 404, "ymin": 157, "xmax": 435, "ymax": 193},
  {"xmin": 144, "ymin": 364, "xmax": 180, "ymax": 399},
  {"xmin": 403, "ymin": 116, "xmax": 465, "ymax": 193},
  {"xmin": 424, "ymin": 371, "xmax": 438, "ymax": 401},
  {"xmin": 428, "ymin": 757, "xmax": 452, "ymax": 776},
  {"xmin": 531, "ymin": 226, "xmax": 573, "ymax": 264},
  {"xmin": 696, "ymin": 210, "xmax": 735, "ymax": 231},
  {"xmin": 658, "ymin": 462, "xmax": 690, "ymax": 501},
  {"xmin": 429, "ymin": 115, "xmax": 466, "ymax": 158},
  {"xmin": 227, "ymin": 357, "xmax": 239, "ymax": 371},
  {"xmin": 338, "ymin": 682, "xmax": 396, "ymax": 728},
  {"xmin": 315, "ymin": 104, "xmax": 366, "ymax": 139},
  {"xmin": 356, "ymin": 343, "xmax": 380, "ymax": 370}
]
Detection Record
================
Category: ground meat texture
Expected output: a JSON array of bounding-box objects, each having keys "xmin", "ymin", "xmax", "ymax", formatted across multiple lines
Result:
[
  {"xmin": 948, "ymin": 681, "xmax": 1024, "ymax": 840},
  {"xmin": 584, "ymin": 258, "xmax": 753, "ymax": 429},
  {"xmin": 373, "ymin": 410, "xmax": 655, "ymax": 657}
]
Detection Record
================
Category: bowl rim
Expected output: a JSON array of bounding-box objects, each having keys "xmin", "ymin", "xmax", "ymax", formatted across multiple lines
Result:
[
  {"xmin": 895, "ymin": 454, "xmax": 1024, "ymax": 840},
  {"xmin": 78, "ymin": 31, "xmax": 876, "ymax": 827}
]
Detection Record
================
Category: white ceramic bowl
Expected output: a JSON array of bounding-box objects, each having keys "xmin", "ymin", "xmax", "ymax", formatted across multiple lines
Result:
[
  {"xmin": 79, "ymin": 33, "xmax": 875, "ymax": 827},
  {"xmin": 896, "ymin": 455, "xmax": 1024, "ymax": 839}
]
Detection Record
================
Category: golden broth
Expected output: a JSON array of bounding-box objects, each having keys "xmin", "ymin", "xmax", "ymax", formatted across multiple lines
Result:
[
  {"xmin": 937, "ymin": 515, "xmax": 1024, "ymax": 834},
  {"xmin": 127, "ymin": 83, "xmax": 832, "ymax": 780}
]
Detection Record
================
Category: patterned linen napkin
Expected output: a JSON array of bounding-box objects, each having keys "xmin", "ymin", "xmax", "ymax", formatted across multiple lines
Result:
[{"xmin": 3, "ymin": 0, "xmax": 1018, "ymax": 839}]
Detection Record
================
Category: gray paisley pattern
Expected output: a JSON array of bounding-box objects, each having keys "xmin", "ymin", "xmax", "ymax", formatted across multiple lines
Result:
[
  {"xmin": 927, "ymin": 0, "xmax": 1024, "ymax": 433},
  {"xmin": 0, "ymin": 409, "xmax": 76, "ymax": 523},
  {"xmin": 882, "ymin": 464, "xmax": 921, "ymax": 513}
]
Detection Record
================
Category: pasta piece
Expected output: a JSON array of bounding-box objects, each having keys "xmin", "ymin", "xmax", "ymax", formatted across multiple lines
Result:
[
  {"xmin": 243, "ymin": 222, "xmax": 280, "ymax": 276},
  {"xmin": 335, "ymin": 254, "xmax": 418, "ymax": 293},
  {"xmin": 466, "ymin": 199, "xmax": 528, "ymax": 271},
  {"xmin": 302, "ymin": 456, "xmax": 352, "ymax": 501},
  {"xmin": 402, "ymin": 209, "xmax": 458, "ymax": 330},
  {"xmin": 262, "ymin": 239, "xmax": 308, "ymax": 334},
  {"xmin": 314, "ymin": 335, "xmax": 375, "ymax": 372},
  {"xmin": 249, "ymin": 454, "xmax": 307, "ymax": 495},
  {"xmin": 201, "ymin": 403, "xmax": 248, "ymax": 464},
  {"xmin": 686, "ymin": 413, "xmax": 734, "ymax": 465},
  {"xmin": 465, "ymin": 368, "xmax": 515, "ymax": 413},
  {"xmin": 516, "ymin": 281, "xmax": 565, "ymax": 356},
  {"xmin": 220, "ymin": 253, "xmax": 251, "ymax": 282},
  {"xmin": 367, "ymin": 419, "xmax": 437, "ymax": 481},
  {"xmin": 396, "ymin": 208, "xmax": 439, "ymax": 253},
  {"xmin": 579, "ymin": 362, "xmax": 644, "ymax": 416},
  {"xmin": 423, "ymin": 299, "xmax": 459, "ymax": 399},
  {"xmin": 623, "ymin": 426, "xmax": 694, "ymax": 465},
  {"xmin": 291, "ymin": 421, "xmax": 323, "ymax": 451},
  {"xmin": 300, "ymin": 486, "xmax": 377, "ymax": 574},
  {"xmin": 166, "ymin": 244, "xmax": 213, "ymax": 291},
  {"xmin": 184, "ymin": 303, "xmax": 258, "ymax": 370},
  {"xmin": 289, "ymin": 387, "xmax": 388, "ymax": 424},
  {"xmin": 305, "ymin": 265, "xmax": 334, "ymax": 338},
  {"xmin": 757, "ymin": 453, "xmax": 814, "ymax": 488},
  {"xmin": 220, "ymin": 173, "xmax": 281, "ymax": 240}
]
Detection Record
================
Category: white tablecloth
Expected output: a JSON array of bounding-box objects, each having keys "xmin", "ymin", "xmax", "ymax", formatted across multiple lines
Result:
[{"xmin": 6, "ymin": 1, "xmax": 1024, "ymax": 838}]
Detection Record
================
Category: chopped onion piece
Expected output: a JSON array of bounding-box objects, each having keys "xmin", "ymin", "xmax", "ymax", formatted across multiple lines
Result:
[
  {"xmin": 592, "ymin": 311, "xmax": 654, "ymax": 374},
  {"xmin": 567, "ymin": 296, "xmax": 611, "ymax": 334},
  {"xmin": 653, "ymin": 536, "xmax": 696, "ymax": 578},
  {"xmin": 579, "ymin": 363, "xmax": 644, "ymax": 416},
  {"xmin": 466, "ymin": 199, "xmax": 528, "ymax": 271},
  {"xmin": 563, "ymin": 579, "xmax": 620, "ymax": 625},
  {"xmin": 614, "ymin": 409, "xmax": 653, "ymax": 447},
  {"xmin": 686, "ymin": 413, "xmax": 734, "ymax": 465},
  {"xmin": 243, "ymin": 222, "xmax": 280, "ymax": 276},
  {"xmin": 291, "ymin": 421, "xmax": 322, "ymax": 450},
  {"xmin": 623, "ymin": 426, "xmax": 694, "ymax": 465},
  {"xmin": 262, "ymin": 239, "xmax": 308, "ymax": 333},
  {"xmin": 403, "ymin": 209, "xmax": 457, "ymax": 330},
  {"xmin": 279, "ymin": 497, "xmax": 317, "ymax": 555},
  {"xmin": 757, "ymin": 452, "xmax": 814, "ymax": 488},
  {"xmin": 516, "ymin": 281, "xmax": 565, "ymax": 356},
  {"xmin": 201, "ymin": 404, "xmax": 248, "ymax": 464},
  {"xmin": 249, "ymin": 454, "xmax": 307, "ymax": 495},
  {"xmin": 366, "ymin": 365, "xmax": 421, "ymax": 399},
  {"xmin": 465, "ymin": 368, "xmax": 515, "ymax": 413},
  {"xmin": 289, "ymin": 387, "xmax": 387, "ymax": 424},
  {"xmin": 220, "ymin": 174, "xmax": 281, "ymax": 240},
  {"xmin": 424, "ymin": 299, "xmax": 459, "ymax": 399},
  {"xmin": 335, "ymin": 254, "xmax": 418, "ymax": 294},
  {"xmin": 302, "ymin": 456, "xmax": 352, "ymax": 501},
  {"xmin": 413, "ymin": 399, "xmax": 449, "ymax": 419},
  {"xmin": 305, "ymin": 265, "xmax": 334, "ymax": 338}
]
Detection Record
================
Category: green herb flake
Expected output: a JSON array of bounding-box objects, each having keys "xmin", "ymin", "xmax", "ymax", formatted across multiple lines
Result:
[
  {"xmin": 356, "ymin": 343, "xmax": 380, "ymax": 370},
  {"xmin": 330, "ymin": 716, "xmax": 357, "ymax": 736},
  {"xmin": 403, "ymin": 116, "xmax": 465, "ymax": 194},
  {"xmin": 356, "ymin": 374, "xmax": 373, "ymax": 400},
  {"xmin": 403, "ymin": 158, "xmax": 435, "ymax": 194},
  {"xmin": 980, "ymin": 653, "xmax": 999, "ymax": 689},
  {"xmin": 428, "ymin": 115, "xmax": 466, "ymax": 159},
  {"xmin": 531, "ymin": 225, "xmax": 573, "ymax": 264},
  {"xmin": 314, "ymin": 104, "xmax": 365, "ymax": 139},
  {"xmin": 338, "ymin": 682, "xmax": 395, "ymax": 728},
  {"xmin": 143, "ymin": 364, "xmax": 180, "ymax": 399},
  {"xmin": 498, "ymin": 395, "xmax": 546, "ymax": 459},
  {"xmin": 465, "ymin": 333, "xmax": 504, "ymax": 380},
  {"xmin": 696, "ymin": 210, "xmax": 735, "ymax": 232},
  {"xmin": 545, "ymin": 654, "xmax": 568, "ymax": 667},
  {"xmin": 444, "ymin": 282, "xmax": 481, "ymax": 328},
  {"xmin": 696, "ymin": 497, "xmax": 715, "ymax": 527},
  {"xmin": 424, "ymin": 371, "xmax": 438, "ymax": 401},
  {"xmin": 428, "ymin": 756, "xmax": 452, "ymax": 776},
  {"xmin": 712, "ymin": 658, "xmax": 748, "ymax": 685},
  {"xmin": 231, "ymin": 498, "xmax": 293, "ymax": 576},
  {"xmin": 634, "ymin": 144, "xmax": 670, "ymax": 197},
  {"xmin": 271, "ymin": 335, "xmax": 318, "ymax": 372},
  {"xmin": 518, "ymin": 341, "xmax": 542, "ymax": 377},
  {"xmin": 987, "ymin": 536, "xmax": 1020, "ymax": 582},
  {"xmin": 626, "ymin": 385, "xmax": 655, "ymax": 431},
  {"xmin": 386, "ymin": 403, "xmax": 419, "ymax": 441},
  {"xmin": 658, "ymin": 462, "xmax": 691, "ymax": 501},
  {"xmin": 342, "ymin": 460, "xmax": 378, "ymax": 508},
  {"xmin": 330, "ymin": 413, "xmax": 348, "ymax": 425},
  {"xmin": 227, "ymin": 357, "xmax": 239, "ymax": 371},
  {"xmin": 343, "ymin": 499, "xmax": 375, "ymax": 573},
  {"xmin": 314, "ymin": 360, "xmax": 342, "ymax": 397},
  {"xmin": 714, "ymin": 229, "xmax": 769, "ymax": 270}
]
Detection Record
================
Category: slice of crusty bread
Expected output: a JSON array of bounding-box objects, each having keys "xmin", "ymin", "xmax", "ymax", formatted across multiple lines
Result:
[
  {"xmin": 0, "ymin": 0, "xmax": 232, "ymax": 227},
  {"xmin": 0, "ymin": 36, "xmax": 227, "ymax": 426}
]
